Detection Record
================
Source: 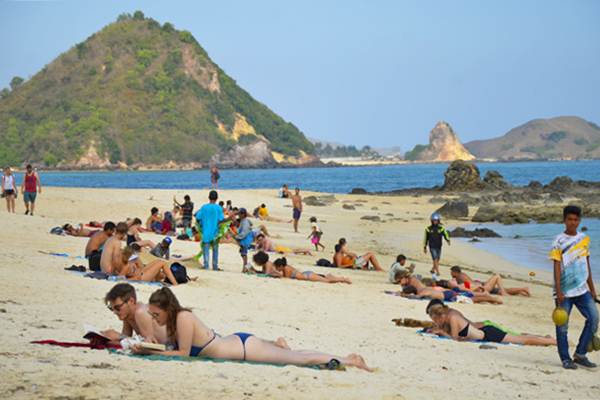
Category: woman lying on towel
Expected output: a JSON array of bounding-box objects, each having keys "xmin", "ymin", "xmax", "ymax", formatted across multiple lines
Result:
[
  {"xmin": 424, "ymin": 299, "xmax": 556, "ymax": 346},
  {"xmin": 132, "ymin": 287, "xmax": 371, "ymax": 370},
  {"xmin": 252, "ymin": 251, "xmax": 352, "ymax": 284},
  {"xmin": 119, "ymin": 247, "xmax": 179, "ymax": 286},
  {"xmin": 400, "ymin": 285, "xmax": 503, "ymax": 304}
]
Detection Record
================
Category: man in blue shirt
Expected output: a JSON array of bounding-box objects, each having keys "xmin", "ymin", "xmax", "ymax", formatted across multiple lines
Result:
[{"xmin": 195, "ymin": 190, "xmax": 224, "ymax": 270}]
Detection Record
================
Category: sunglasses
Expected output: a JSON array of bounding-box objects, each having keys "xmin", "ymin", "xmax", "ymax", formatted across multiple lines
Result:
[{"xmin": 107, "ymin": 300, "xmax": 128, "ymax": 312}]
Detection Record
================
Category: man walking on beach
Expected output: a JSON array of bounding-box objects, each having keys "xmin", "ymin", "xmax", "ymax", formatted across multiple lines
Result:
[
  {"xmin": 291, "ymin": 187, "xmax": 303, "ymax": 233},
  {"xmin": 423, "ymin": 213, "xmax": 450, "ymax": 280},
  {"xmin": 196, "ymin": 190, "xmax": 224, "ymax": 270},
  {"xmin": 21, "ymin": 164, "xmax": 41, "ymax": 216},
  {"xmin": 551, "ymin": 205, "xmax": 599, "ymax": 370}
]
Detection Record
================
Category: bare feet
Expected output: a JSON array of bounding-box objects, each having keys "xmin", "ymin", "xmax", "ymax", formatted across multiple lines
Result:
[
  {"xmin": 274, "ymin": 337, "xmax": 290, "ymax": 350},
  {"xmin": 344, "ymin": 353, "xmax": 374, "ymax": 372}
]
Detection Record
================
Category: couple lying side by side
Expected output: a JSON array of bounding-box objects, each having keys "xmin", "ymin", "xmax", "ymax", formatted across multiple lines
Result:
[
  {"xmin": 252, "ymin": 251, "xmax": 351, "ymax": 284},
  {"xmin": 101, "ymin": 283, "xmax": 371, "ymax": 371}
]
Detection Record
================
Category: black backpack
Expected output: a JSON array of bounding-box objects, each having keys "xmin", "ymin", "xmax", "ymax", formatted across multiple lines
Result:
[
  {"xmin": 316, "ymin": 258, "xmax": 333, "ymax": 267},
  {"xmin": 169, "ymin": 262, "xmax": 190, "ymax": 284}
]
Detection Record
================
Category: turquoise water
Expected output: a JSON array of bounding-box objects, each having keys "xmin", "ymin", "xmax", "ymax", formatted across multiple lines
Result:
[
  {"xmin": 456, "ymin": 220, "xmax": 600, "ymax": 279},
  {"xmin": 11, "ymin": 159, "xmax": 600, "ymax": 193}
]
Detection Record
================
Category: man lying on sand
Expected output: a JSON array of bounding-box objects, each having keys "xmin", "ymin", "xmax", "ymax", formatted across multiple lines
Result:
[
  {"xmin": 255, "ymin": 233, "xmax": 313, "ymax": 255},
  {"xmin": 100, "ymin": 222, "xmax": 128, "ymax": 274},
  {"xmin": 450, "ymin": 266, "xmax": 530, "ymax": 296},
  {"xmin": 101, "ymin": 283, "xmax": 168, "ymax": 344},
  {"xmin": 130, "ymin": 287, "xmax": 371, "ymax": 371},
  {"xmin": 425, "ymin": 299, "xmax": 556, "ymax": 345},
  {"xmin": 252, "ymin": 251, "xmax": 351, "ymax": 284},
  {"xmin": 85, "ymin": 222, "xmax": 115, "ymax": 271},
  {"xmin": 399, "ymin": 285, "xmax": 503, "ymax": 304},
  {"xmin": 333, "ymin": 238, "xmax": 383, "ymax": 271}
]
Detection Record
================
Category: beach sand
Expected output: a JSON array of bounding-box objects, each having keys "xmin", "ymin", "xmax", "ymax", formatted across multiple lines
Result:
[{"xmin": 1, "ymin": 187, "xmax": 598, "ymax": 399}]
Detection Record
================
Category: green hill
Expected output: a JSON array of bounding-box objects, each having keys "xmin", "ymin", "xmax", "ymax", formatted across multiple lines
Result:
[
  {"xmin": 0, "ymin": 11, "xmax": 314, "ymax": 168},
  {"xmin": 465, "ymin": 116, "xmax": 600, "ymax": 160}
]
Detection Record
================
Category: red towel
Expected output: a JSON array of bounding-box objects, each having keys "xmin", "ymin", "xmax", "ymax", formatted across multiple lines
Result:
[{"xmin": 31, "ymin": 340, "xmax": 121, "ymax": 350}]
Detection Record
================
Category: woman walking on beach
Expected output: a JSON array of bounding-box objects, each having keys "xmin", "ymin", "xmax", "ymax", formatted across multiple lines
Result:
[
  {"xmin": 2, "ymin": 167, "xmax": 17, "ymax": 213},
  {"xmin": 210, "ymin": 165, "xmax": 220, "ymax": 189},
  {"xmin": 132, "ymin": 287, "xmax": 371, "ymax": 371}
]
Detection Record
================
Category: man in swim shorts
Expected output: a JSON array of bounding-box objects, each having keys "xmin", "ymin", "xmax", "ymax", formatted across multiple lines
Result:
[{"xmin": 291, "ymin": 187, "xmax": 303, "ymax": 233}]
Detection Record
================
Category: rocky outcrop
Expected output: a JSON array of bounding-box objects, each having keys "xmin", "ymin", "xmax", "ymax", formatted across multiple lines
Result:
[
  {"xmin": 350, "ymin": 188, "xmax": 368, "ymax": 194},
  {"xmin": 210, "ymin": 140, "xmax": 277, "ymax": 168},
  {"xmin": 449, "ymin": 227, "xmax": 501, "ymax": 238},
  {"xmin": 435, "ymin": 201, "xmax": 469, "ymax": 219},
  {"xmin": 483, "ymin": 171, "xmax": 510, "ymax": 189},
  {"xmin": 442, "ymin": 160, "xmax": 484, "ymax": 191},
  {"xmin": 406, "ymin": 122, "xmax": 475, "ymax": 162}
]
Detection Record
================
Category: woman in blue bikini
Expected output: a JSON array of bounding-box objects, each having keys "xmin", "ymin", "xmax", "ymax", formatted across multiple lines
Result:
[{"xmin": 132, "ymin": 288, "xmax": 371, "ymax": 370}]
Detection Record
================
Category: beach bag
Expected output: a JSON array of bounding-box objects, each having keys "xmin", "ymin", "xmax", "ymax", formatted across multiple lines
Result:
[
  {"xmin": 50, "ymin": 226, "xmax": 65, "ymax": 235},
  {"xmin": 316, "ymin": 258, "xmax": 333, "ymax": 268},
  {"xmin": 169, "ymin": 262, "xmax": 190, "ymax": 284}
]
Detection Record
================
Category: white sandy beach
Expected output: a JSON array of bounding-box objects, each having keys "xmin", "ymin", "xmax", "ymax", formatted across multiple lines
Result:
[{"xmin": 0, "ymin": 187, "xmax": 598, "ymax": 399}]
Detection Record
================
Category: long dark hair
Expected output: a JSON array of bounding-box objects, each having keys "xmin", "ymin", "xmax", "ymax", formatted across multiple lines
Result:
[{"xmin": 149, "ymin": 287, "xmax": 191, "ymax": 339}]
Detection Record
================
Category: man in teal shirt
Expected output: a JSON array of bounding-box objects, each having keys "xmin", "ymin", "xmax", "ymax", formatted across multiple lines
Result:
[{"xmin": 195, "ymin": 190, "xmax": 224, "ymax": 270}]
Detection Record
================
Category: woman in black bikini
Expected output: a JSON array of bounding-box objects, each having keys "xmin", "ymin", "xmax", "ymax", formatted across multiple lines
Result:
[
  {"xmin": 425, "ymin": 299, "xmax": 556, "ymax": 346},
  {"xmin": 132, "ymin": 288, "xmax": 371, "ymax": 370}
]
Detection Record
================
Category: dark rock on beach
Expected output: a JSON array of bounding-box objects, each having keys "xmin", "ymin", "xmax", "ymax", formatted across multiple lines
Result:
[
  {"xmin": 342, "ymin": 204, "xmax": 356, "ymax": 210},
  {"xmin": 304, "ymin": 195, "xmax": 337, "ymax": 207},
  {"xmin": 442, "ymin": 160, "xmax": 484, "ymax": 191},
  {"xmin": 528, "ymin": 180, "xmax": 543, "ymax": 191},
  {"xmin": 360, "ymin": 215, "xmax": 381, "ymax": 222},
  {"xmin": 545, "ymin": 176, "xmax": 574, "ymax": 192},
  {"xmin": 449, "ymin": 227, "xmax": 501, "ymax": 238},
  {"xmin": 435, "ymin": 201, "xmax": 469, "ymax": 219},
  {"xmin": 350, "ymin": 188, "xmax": 368, "ymax": 195},
  {"xmin": 483, "ymin": 170, "xmax": 510, "ymax": 189}
]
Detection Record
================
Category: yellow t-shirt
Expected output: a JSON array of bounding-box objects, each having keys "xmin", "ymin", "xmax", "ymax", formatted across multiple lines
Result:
[{"xmin": 258, "ymin": 207, "xmax": 269, "ymax": 218}]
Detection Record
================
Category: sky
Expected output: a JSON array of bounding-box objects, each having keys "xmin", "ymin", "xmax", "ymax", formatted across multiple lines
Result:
[{"xmin": 1, "ymin": 0, "xmax": 599, "ymax": 150}]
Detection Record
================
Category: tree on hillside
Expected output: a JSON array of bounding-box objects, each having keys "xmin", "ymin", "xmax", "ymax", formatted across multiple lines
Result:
[
  {"xmin": 10, "ymin": 76, "xmax": 24, "ymax": 90},
  {"xmin": 133, "ymin": 10, "xmax": 145, "ymax": 20}
]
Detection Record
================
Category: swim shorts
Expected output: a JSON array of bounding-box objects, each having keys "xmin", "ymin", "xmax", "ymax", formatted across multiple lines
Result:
[
  {"xmin": 87, "ymin": 250, "xmax": 102, "ymax": 271},
  {"xmin": 239, "ymin": 244, "xmax": 250, "ymax": 256},
  {"xmin": 481, "ymin": 325, "xmax": 507, "ymax": 343},
  {"xmin": 293, "ymin": 207, "xmax": 301, "ymax": 220},
  {"xmin": 354, "ymin": 256, "xmax": 367, "ymax": 269},
  {"xmin": 429, "ymin": 247, "xmax": 441, "ymax": 260},
  {"xmin": 24, "ymin": 191, "xmax": 37, "ymax": 203}
]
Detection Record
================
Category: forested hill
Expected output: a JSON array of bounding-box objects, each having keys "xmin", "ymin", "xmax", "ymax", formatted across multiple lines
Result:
[{"xmin": 0, "ymin": 11, "xmax": 315, "ymax": 168}]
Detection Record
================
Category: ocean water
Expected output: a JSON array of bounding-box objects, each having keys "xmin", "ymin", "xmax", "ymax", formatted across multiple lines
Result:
[
  {"xmin": 454, "ymin": 220, "xmax": 600, "ymax": 279},
  {"xmin": 10, "ymin": 159, "xmax": 600, "ymax": 193}
]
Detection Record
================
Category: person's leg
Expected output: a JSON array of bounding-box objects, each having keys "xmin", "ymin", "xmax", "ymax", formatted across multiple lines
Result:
[
  {"xmin": 555, "ymin": 296, "xmax": 574, "ymax": 363},
  {"xmin": 472, "ymin": 293, "xmax": 503, "ymax": 304},
  {"xmin": 30, "ymin": 196, "xmax": 36, "ymax": 215},
  {"xmin": 505, "ymin": 287, "xmax": 531, "ymax": 296},
  {"xmin": 502, "ymin": 334, "xmax": 556, "ymax": 346},
  {"xmin": 322, "ymin": 274, "xmax": 352, "ymax": 284},
  {"xmin": 24, "ymin": 198, "xmax": 30, "ymax": 214},
  {"xmin": 202, "ymin": 242, "xmax": 210, "ymax": 270},
  {"xmin": 211, "ymin": 242, "xmax": 219, "ymax": 270},
  {"xmin": 140, "ymin": 260, "xmax": 178, "ymax": 285},
  {"xmin": 244, "ymin": 336, "xmax": 372, "ymax": 371},
  {"xmin": 4, "ymin": 196, "xmax": 8, "ymax": 212},
  {"xmin": 10, "ymin": 194, "xmax": 16, "ymax": 213},
  {"xmin": 573, "ymin": 291, "xmax": 600, "ymax": 358},
  {"xmin": 363, "ymin": 252, "xmax": 382, "ymax": 271},
  {"xmin": 293, "ymin": 218, "xmax": 298, "ymax": 233}
]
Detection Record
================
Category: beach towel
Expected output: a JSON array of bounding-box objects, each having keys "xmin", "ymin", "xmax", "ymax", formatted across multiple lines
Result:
[
  {"xmin": 108, "ymin": 349, "xmax": 345, "ymax": 370},
  {"xmin": 31, "ymin": 340, "xmax": 121, "ymax": 350},
  {"xmin": 39, "ymin": 250, "xmax": 85, "ymax": 260},
  {"xmin": 416, "ymin": 329, "xmax": 521, "ymax": 346},
  {"xmin": 383, "ymin": 291, "xmax": 473, "ymax": 304}
]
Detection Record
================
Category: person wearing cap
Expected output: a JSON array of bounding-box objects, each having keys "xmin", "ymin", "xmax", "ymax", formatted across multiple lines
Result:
[
  {"xmin": 423, "ymin": 213, "xmax": 450, "ymax": 279},
  {"xmin": 195, "ymin": 190, "xmax": 225, "ymax": 270},
  {"xmin": 150, "ymin": 237, "xmax": 172, "ymax": 260}
]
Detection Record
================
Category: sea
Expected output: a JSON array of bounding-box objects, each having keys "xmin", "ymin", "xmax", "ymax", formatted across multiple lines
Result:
[{"xmin": 10, "ymin": 159, "xmax": 600, "ymax": 277}]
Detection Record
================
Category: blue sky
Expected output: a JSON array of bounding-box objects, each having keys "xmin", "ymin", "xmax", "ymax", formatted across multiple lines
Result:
[{"xmin": 1, "ymin": 0, "xmax": 599, "ymax": 150}]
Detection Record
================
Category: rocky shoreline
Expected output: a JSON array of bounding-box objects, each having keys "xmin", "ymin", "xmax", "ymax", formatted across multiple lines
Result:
[{"xmin": 356, "ymin": 160, "xmax": 600, "ymax": 224}]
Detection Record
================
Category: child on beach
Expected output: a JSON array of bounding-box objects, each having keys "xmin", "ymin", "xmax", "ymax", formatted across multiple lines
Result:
[
  {"xmin": 551, "ymin": 205, "xmax": 598, "ymax": 369},
  {"xmin": 423, "ymin": 213, "xmax": 450, "ymax": 280},
  {"xmin": 146, "ymin": 207, "xmax": 163, "ymax": 232},
  {"xmin": 308, "ymin": 217, "xmax": 325, "ymax": 251},
  {"xmin": 235, "ymin": 208, "xmax": 255, "ymax": 273}
]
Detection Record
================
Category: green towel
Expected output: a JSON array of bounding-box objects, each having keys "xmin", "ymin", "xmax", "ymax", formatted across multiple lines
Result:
[{"xmin": 109, "ymin": 349, "xmax": 338, "ymax": 370}]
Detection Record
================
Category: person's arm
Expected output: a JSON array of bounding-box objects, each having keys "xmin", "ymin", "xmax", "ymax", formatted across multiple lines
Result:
[
  {"xmin": 443, "ymin": 227, "xmax": 450, "ymax": 244},
  {"xmin": 423, "ymin": 229, "xmax": 429, "ymax": 252},
  {"xmin": 266, "ymin": 263, "xmax": 283, "ymax": 278},
  {"xmin": 134, "ymin": 308, "xmax": 158, "ymax": 343},
  {"xmin": 587, "ymin": 256, "xmax": 597, "ymax": 299},
  {"xmin": 35, "ymin": 172, "xmax": 42, "ymax": 193},
  {"xmin": 20, "ymin": 177, "xmax": 25, "ymax": 194},
  {"xmin": 553, "ymin": 260, "xmax": 564, "ymax": 305},
  {"xmin": 173, "ymin": 196, "xmax": 182, "ymax": 207}
]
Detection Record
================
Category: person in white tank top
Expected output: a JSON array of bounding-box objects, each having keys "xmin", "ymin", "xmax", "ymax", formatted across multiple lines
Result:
[{"xmin": 2, "ymin": 167, "xmax": 16, "ymax": 213}]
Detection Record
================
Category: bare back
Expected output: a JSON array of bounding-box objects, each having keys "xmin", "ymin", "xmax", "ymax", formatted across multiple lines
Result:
[
  {"xmin": 100, "ymin": 236, "xmax": 123, "ymax": 274},
  {"xmin": 85, "ymin": 231, "xmax": 109, "ymax": 256}
]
